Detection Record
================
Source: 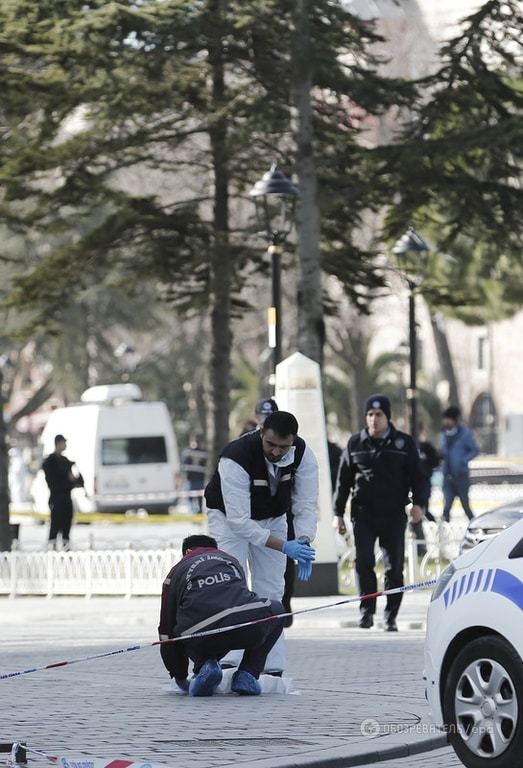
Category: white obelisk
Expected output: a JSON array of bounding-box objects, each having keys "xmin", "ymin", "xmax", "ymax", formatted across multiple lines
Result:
[{"xmin": 275, "ymin": 352, "xmax": 339, "ymax": 595}]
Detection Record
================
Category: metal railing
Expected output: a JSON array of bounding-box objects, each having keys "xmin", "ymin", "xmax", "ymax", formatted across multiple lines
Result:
[
  {"xmin": 0, "ymin": 547, "xmax": 180, "ymax": 598},
  {"xmin": 339, "ymin": 520, "xmax": 469, "ymax": 591},
  {"xmin": 1, "ymin": 521, "xmax": 470, "ymax": 599}
]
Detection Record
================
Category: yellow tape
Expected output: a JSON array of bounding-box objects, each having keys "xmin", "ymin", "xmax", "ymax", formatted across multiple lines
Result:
[{"xmin": 10, "ymin": 509, "xmax": 205, "ymax": 525}]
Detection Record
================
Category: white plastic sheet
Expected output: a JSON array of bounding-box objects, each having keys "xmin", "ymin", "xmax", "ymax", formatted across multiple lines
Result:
[{"xmin": 162, "ymin": 667, "xmax": 299, "ymax": 695}]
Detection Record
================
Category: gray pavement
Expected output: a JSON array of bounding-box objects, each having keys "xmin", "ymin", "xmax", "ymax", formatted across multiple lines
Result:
[{"xmin": 0, "ymin": 590, "xmax": 457, "ymax": 768}]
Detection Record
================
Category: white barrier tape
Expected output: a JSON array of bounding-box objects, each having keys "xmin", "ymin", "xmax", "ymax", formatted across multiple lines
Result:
[{"xmin": 0, "ymin": 578, "xmax": 436, "ymax": 681}]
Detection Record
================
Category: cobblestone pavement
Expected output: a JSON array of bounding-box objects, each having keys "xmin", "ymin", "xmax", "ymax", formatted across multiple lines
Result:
[{"xmin": 0, "ymin": 592, "xmax": 458, "ymax": 768}]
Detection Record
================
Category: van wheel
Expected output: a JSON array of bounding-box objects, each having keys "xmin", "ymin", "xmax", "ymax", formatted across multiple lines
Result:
[{"xmin": 443, "ymin": 636, "xmax": 523, "ymax": 768}]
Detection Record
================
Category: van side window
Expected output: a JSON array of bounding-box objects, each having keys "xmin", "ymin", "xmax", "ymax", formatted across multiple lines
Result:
[{"xmin": 102, "ymin": 437, "xmax": 168, "ymax": 465}]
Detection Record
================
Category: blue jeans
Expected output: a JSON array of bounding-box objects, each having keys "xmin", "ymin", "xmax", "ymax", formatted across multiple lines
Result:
[{"xmin": 442, "ymin": 474, "xmax": 473, "ymax": 521}]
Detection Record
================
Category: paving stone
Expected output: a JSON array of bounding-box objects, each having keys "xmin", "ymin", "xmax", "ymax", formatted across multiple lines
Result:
[{"xmin": 0, "ymin": 593, "xmax": 453, "ymax": 768}]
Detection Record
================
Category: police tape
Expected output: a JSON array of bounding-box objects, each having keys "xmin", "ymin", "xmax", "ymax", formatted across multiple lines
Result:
[
  {"xmin": 11, "ymin": 508, "xmax": 205, "ymax": 525},
  {"xmin": 0, "ymin": 578, "xmax": 436, "ymax": 682},
  {"xmin": 4, "ymin": 742, "xmax": 168, "ymax": 768}
]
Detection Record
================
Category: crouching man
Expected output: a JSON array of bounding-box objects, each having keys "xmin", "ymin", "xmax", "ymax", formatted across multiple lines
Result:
[{"xmin": 158, "ymin": 534, "xmax": 284, "ymax": 697}]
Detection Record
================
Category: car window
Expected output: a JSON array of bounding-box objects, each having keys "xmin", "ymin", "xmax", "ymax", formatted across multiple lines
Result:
[
  {"xmin": 102, "ymin": 437, "xmax": 167, "ymax": 465},
  {"xmin": 508, "ymin": 538, "xmax": 523, "ymax": 559}
]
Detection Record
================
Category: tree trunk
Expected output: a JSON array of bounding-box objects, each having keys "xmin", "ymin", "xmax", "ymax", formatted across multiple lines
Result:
[
  {"xmin": 208, "ymin": 0, "xmax": 231, "ymax": 465},
  {"xmin": 429, "ymin": 311, "xmax": 461, "ymax": 409},
  {"xmin": 8, "ymin": 377, "xmax": 54, "ymax": 430},
  {"xmin": 292, "ymin": 0, "xmax": 324, "ymax": 367},
  {"xmin": 0, "ymin": 369, "xmax": 11, "ymax": 551},
  {"xmin": 347, "ymin": 327, "xmax": 369, "ymax": 434}
]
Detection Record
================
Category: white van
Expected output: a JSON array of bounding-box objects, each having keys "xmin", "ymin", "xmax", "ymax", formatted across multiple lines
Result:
[{"xmin": 32, "ymin": 383, "xmax": 180, "ymax": 514}]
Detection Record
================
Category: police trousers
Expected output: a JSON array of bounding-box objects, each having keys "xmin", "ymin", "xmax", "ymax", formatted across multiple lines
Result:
[
  {"xmin": 352, "ymin": 514, "xmax": 407, "ymax": 621},
  {"xmin": 184, "ymin": 600, "xmax": 284, "ymax": 678},
  {"xmin": 49, "ymin": 491, "xmax": 73, "ymax": 542}
]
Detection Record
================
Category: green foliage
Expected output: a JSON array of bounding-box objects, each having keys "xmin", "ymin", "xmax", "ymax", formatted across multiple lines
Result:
[
  {"xmin": 0, "ymin": 0, "xmax": 421, "ymax": 327},
  {"xmin": 384, "ymin": 0, "xmax": 523, "ymax": 321}
]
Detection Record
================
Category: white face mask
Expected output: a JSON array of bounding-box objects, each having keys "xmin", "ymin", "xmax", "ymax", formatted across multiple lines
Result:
[{"xmin": 444, "ymin": 427, "xmax": 458, "ymax": 437}]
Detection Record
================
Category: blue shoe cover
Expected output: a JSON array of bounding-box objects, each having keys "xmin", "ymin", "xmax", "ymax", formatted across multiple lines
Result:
[
  {"xmin": 231, "ymin": 669, "xmax": 262, "ymax": 696},
  {"xmin": 189, "ymin": 660, "xmax": 223, "ymax": 697}
]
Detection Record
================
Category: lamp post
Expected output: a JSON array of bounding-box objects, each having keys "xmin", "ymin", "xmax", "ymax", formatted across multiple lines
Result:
[
  {"xmin": 392, "ymin": 227, "xmax": 430, "ymax": 444},
  {"xmin": 249, "ymin": 164, "xmax": 298, "ymax": 373},
  {"xmin": 0, "ymin": 357, "xmax": 11, "ymax": 551}
]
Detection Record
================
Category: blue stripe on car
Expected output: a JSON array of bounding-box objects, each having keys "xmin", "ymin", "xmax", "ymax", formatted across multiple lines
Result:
[
  {"xmin": 491, "ymin": 569, "xmax": 523, "ymax": 611},
  {"xmin": 442, "ymin": 568, "xmax": 522, "ymax": 610}
]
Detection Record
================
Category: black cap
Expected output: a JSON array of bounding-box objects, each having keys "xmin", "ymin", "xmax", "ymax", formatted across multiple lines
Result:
[
  {"xmin": 364, "ymin": 394, "xmax": 391, "ymax": 421},
  {"xmin": 255, "ymin": 398, "xmax": 279, "ymax": 417},
  {"xmin": 54, "ymin": 434, "xmax": 67, "ymax": 444}
]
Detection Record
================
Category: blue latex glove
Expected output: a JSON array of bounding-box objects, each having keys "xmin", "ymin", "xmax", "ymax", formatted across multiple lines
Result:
[
  {"xmin": 297, "ymin": 560, "xmax": 313, "ymax": 581},
  {"xmin": 282, "ymin": 540, "xmax": 316, "ymax": 563},
  {"xmin": 175, "ymin": 677, "xmax": 190, "ymax": 693}
]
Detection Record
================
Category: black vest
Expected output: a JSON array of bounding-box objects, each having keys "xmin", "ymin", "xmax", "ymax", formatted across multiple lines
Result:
[{"xmin": 204, "ymin": 431, "xmax": 306, "ymax": 520}]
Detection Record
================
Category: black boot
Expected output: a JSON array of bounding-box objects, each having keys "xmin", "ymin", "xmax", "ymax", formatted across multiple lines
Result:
[{"xmin": 359, "ymin": 613, "xmax": 374, "ymax": 629}]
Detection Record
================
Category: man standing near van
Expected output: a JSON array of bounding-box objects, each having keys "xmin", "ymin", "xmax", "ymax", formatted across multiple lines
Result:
[{"xmin": 42, "ymin": 434, "xmax": 83, "ymax": 551}]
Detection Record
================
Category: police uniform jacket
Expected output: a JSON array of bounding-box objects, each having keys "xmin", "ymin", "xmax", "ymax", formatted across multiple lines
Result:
[
  {"xmin": 333, "ymin": 424, "xmax": 425, "ymax": 521},
  {"xmin": 158, "ymin": 547, "xmax": 272, "ymax": 679}
]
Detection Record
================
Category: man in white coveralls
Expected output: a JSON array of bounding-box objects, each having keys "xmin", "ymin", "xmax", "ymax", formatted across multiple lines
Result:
[{"xmin": 204, "ymin": 411, "xmax": 318, "ymax": 674}]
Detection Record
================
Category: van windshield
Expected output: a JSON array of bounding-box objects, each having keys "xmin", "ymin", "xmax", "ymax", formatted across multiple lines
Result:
[{"xmin": 102, "ymin": 437, "xmax": 167, "ymax": 465}]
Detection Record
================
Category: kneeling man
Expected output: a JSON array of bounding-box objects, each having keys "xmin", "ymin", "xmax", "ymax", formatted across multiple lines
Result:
[{"xmin": 158, "ymin": 534, "xmax": 284, "ymax": 696}]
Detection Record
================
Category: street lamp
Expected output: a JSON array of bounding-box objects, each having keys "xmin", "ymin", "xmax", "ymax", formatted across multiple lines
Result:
[
  {"xmin": 392, "ymin": 227, "xmax": 430, "ymax": 444},
  {"xmin": 249, "ymin": 164, "xmax": 298, "ymax": 372}
]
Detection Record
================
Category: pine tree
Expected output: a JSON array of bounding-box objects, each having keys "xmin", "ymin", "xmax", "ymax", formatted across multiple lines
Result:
[{"xmin": 384, "ymin": 0, "xmax": 523, "ymax": 320}]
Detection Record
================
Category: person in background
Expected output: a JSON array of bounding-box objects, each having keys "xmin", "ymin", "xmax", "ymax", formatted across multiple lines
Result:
[
  {"xmin": 205, "ymin": 411, "xmax": 318, "ymax": 674},
  {"xmin": 333, "ymin": 395, "xmax": 425, "ymax": 631},
  {"xmin": 254, "ymin": 398, "xmax": 279, "ymax": 428},
  {"xmin": 181, "ymin": 435, "xmax": 208, "ymax": 513},
  {"xmin": 327, "ymin": 438, "xmax": 342, "ymax": 493},
  {"xmin": 440, "ymin": 406, "xmax": 480, "ymax": 522},
  {"xmin": 410, "ymin": 434, "xmax": 439, "ymax": 556},
  {"xmin": 42, "ymin": 434, "xmax": 84, "ymax": 551},
  {"xmin": 158, "ymin": 534, "xmax": 284, "ymax": 697},
  {"xmin": 239, "ymin": 419, "xmax": 257, "ymax": 436},
  {"xmin": 417, "ymin": 438, "xmax": 439, "ymax": 524}
]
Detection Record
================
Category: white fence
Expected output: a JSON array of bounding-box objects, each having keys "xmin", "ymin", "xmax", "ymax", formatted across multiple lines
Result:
[
  {"xmin": 0, "ymin": 548, "xmax": 180, "ymax": 598},
  {"xmin": 0, "ymin": 521, "xmax": 469, "ymax": 598}
]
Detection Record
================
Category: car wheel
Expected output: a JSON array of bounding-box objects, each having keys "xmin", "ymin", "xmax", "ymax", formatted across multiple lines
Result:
[{"xmin": 443, "ymin": 636, "xmax": 523, "ymax": 768}]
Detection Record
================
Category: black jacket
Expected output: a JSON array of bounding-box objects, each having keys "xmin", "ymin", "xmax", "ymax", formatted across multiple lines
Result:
[
  {"xmin": 333, "ymin": 424, "xmax": 425, "ymax": 520},
  {"xmin": 158, "ymin": 547, "xmax": 271, "ymax": 679},
  {"xmin": 204, "ymin": 430, "xmax": 306, "ymax": 520},
  {"xmin": 42, "ymin": 453, "xmax": 78, "ymax": 495}
]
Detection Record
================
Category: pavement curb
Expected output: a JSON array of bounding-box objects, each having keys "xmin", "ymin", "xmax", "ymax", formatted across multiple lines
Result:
[{"xmin": 231, "ymin": 733, "xmax": 449, "ymax": 768}]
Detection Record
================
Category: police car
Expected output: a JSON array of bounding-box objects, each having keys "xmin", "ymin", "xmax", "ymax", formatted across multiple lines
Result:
[{"xmin": 424, "ymin": 518, "xmax": 523, "ymax": 768}]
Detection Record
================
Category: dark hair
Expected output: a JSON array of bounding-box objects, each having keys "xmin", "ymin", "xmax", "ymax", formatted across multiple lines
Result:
[
  {"xmin": 182, "ymin": 534, "xmax": 217, "ymax": 555},
  {"xmin": 54, "ymin": 434, "xmax": 66, "ymax": 445},
  {"xmin": 262, "ymin": 411, "xmax": 298, "ymax": 437},
  {"xmin": 442, "ymin": 406, "xmax": 461, "ymax": 421}
]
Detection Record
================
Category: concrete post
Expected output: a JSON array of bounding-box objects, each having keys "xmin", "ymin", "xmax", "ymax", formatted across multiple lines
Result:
[{"xmin": 275, "ymin": 352, "xmax": 338, "ymax": 595}]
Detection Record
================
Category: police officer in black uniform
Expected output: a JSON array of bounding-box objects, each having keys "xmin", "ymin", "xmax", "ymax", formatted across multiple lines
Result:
[
  {"xmin": 333, "ymin": 395, "xmax": 425, "ymax": 631},
  {"xmin": 42, "ymin": 434, "xmax": 83, "ymax": 551},
  {"xmin": 158, "ymin": 534, "xmax": 284, "ymax": 696}
]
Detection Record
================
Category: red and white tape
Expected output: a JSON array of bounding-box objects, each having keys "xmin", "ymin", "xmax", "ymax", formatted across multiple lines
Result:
[
  {"xmin": 6, "ymin": 743, "xmax": 169, "ymax": 768},
  {"xmin": 0, "ymin": 579, "xmax": 436, "ymax": 682}
]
